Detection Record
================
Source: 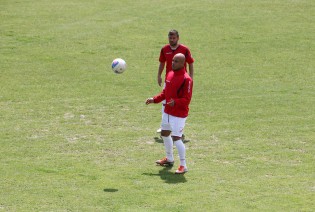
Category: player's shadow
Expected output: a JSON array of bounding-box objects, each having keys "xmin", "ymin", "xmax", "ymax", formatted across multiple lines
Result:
[
  {"xmin": 142, "ymin": 166, "xmax": 187, "ymax": 184},
  {"xmin": 154, "ymin": 137, "xmax": 190, "ymax": 144},
  {"xmin": 154, "ymin": 137, "xmax": 163, "ymax": 143}
]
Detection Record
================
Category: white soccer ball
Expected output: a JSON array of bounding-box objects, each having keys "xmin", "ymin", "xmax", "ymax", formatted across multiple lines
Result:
[{"xmin": 111, "ymin": 58, "xmax": 127, "ymax": 74}]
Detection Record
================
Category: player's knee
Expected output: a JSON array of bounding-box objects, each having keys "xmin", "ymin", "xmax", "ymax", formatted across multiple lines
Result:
[
  {"xmin": 161, "ymin": 130, "xmax": 171, "ymax": 137},
  {"xmin": 172, "ymin": 136, "xmax": 181, "ymax": 141}
]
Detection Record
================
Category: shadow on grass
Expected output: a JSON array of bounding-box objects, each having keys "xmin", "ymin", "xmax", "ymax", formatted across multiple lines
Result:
[
  {"xmin": 142, "ymin": 166, "xmax": 187, "ymax": 184},
  {"xmin": 154, "ymin": 137, "xmax": 190, "ymax": 144},
  {"xmin": 154, "ymin": 136, "xmax": 163, "ymax": 143},
  {"xmin": 103, "ymin": 188, "xmax": 118, "ymax": 193}
]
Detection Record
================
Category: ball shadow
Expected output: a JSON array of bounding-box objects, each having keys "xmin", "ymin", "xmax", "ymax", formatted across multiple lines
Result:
[{"xmin": 103, "ymin": 188, "xmax": 118, "ymax": 193}]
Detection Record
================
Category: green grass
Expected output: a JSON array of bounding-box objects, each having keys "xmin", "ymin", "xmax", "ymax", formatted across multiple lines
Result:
[{"xmin": 1, "ymin": 0, "xmax": 314, "ymax": 211}]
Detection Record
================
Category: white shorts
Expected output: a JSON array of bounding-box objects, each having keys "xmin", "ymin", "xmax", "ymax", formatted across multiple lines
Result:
[{"xmin": 161, "ymin": 113, "xmax": 187, "ymax": 137}]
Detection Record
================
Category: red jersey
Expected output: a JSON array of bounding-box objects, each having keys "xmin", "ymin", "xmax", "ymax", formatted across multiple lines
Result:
[
  {"xmin": 159, "ymin": 44, "xmax": 194, "ymax": 75},
  {"xmin": 153, "ymin": 68, "xmax": 193, "ymax": 118}
]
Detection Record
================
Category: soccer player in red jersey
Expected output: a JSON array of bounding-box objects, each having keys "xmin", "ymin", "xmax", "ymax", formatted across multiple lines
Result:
[
  {"xmin": 156, "ymin": 30, "xmax": 195, "ymax": 135},
  {"xmin": 146, "ymin": 53, "xmax": 193, "ymax": 174},
  {"xmin": 157, "ymin": 29, "xmax": 194, "ymax": 86}
]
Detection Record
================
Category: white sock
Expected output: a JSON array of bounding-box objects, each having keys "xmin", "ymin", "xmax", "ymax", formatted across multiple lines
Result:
[
  {"xmin": 162, "ymin": 135, "xmax": 174, "ymax": 162},
  {"xmin": 175, "ymin": 140, "xmax": 186, "ymax": 168}
]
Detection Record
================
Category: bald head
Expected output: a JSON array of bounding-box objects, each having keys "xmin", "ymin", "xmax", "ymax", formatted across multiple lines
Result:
[{"xmin": 172, "ymin": 53, "xmax": 186, "ymax": 71}]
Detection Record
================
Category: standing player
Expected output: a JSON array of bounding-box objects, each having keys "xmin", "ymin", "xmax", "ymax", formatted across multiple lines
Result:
[
  {"xmin": 146, "ymin": 53, "xmax": 193, "ymax": 174},
  {"xmin": 157, "ymin": 30, "xmax": 194, "ymax": 135}
]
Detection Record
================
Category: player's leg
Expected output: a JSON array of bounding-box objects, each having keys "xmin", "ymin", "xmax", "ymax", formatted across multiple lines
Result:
[
  {"xmin": 170, "ymin": 116, "xmax": 188, "ymax": 174},
  {"xmin": 156, "ymin": 113, "xmax": 174, "ymax": 166},
  {"xmin": 174, "ymin": 138, "xmax": 187, "ymax": 174}
]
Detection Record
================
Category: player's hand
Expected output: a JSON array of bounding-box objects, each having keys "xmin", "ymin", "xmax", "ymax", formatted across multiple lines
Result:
[
  {"xmin": 145, "ymin": 98, "xmax": 154, "ymax": 105},
  {"xmin": 167, "ymin": 99, "xmax": 175, "ymax": 107},
  {"xmin": 157, "ymin": 76, "xmax": 162, "ymax": 87}
]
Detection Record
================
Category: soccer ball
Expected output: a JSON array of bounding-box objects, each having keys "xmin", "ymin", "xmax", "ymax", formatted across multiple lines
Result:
[{"xmin": 111, "ymin": 58, "xmax": 127, "ymax": 74}]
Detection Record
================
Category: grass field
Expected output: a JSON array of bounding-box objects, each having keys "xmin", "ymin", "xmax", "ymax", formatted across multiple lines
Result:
[{"xmin": 1, "ymin": 0, "xmax": 314, "ymax": 211}]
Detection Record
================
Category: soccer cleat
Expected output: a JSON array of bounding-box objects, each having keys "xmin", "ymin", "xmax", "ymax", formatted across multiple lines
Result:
[
  {"xmin": 156, "ymin": 157, "xmax": 174, "ymax": 167},
  {"xmin": 175, "ymin": 166, "xmax": 188, "ymax": 174}
]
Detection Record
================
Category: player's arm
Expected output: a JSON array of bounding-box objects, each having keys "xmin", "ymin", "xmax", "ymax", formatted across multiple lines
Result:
[
  {"xmin": 146, "ymin": 89, "xmax": 166, "ymax": 105},
  {"xmin": 153, "ymin": 89, "xmax": 165, "ymax": 104},
  {"xmin": 157, "ymin": 62, "xmax": 165, "ymax": 86},
  {"xmin": 185, "ymin": 47, "xmax": 194, "ymax": 79},
  {"xmin": 188, "ymin": 63, "xmax": 194, "ymax": 79},
  {"xmin": 145, "ymin": 98, "xmax": 154, "ymax": 105}
]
